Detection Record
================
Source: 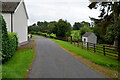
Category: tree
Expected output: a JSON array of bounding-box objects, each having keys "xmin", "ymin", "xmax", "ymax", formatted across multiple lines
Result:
[
  {"xmin": 72, "ymin": 31, "xmax": 81, "ymax": 42},
  {"xmin": 0, "ymin": 14, "xmax": 9, "ymax": 62},
  {"xmin": 88, "ymin": 0, "xmax": 120, "ymax": 60},
  {"xmin": 80, "ymin": 26, "xmax": 92, "ymax": 36},
  {"xmin": 93, "ymin": 25, "xmax": 104, "ymax": 44},
  {"xmin": 81, "ymin": 21, "xmax": 90, "ymax": 27},
  {"xmin": 73, "ymin": 22, "xmax": 83, "ymax": 30},
  {"xmin": 56, "ymin": 19, "xmax": 72, "ymax": 38},
  {"xmin": 47, "ymin": 21, "xmax": 57, "ymax": 35},
  {"xmin": 88, "ymin": 1, "xmax": 120, "ymax": 44}
]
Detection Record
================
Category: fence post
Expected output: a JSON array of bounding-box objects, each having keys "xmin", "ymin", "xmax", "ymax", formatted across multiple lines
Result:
[
  {"xmin": 70, "ymin": 36, "xmax": 72, "ymax": 44},
  {"xmin": 103, "ymin": 45, "xmax": 106, "ymax": 56},
  {"xmin": 87, "ymin": 42, "xmax": 89, "ymax": 50},
  {"xmin": 94, "ymin": 44, "xmax": 96, "ymax": 53}
]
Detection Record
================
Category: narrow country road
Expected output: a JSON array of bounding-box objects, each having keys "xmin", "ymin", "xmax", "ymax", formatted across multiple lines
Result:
[{"xmin": 28, "ymin": 36, "xmax": 105, "ymax": 78}]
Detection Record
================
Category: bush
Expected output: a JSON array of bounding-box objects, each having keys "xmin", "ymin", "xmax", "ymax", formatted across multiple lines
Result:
[
  {"xmin": 0, "ymin": 14, "xmax": 18, "ymax": 63},
  {"xmin": 8, "ymin": 32, "xmax": 18, "ymax": 57},
  {"xmin": 0, "ymin": 14, "xmax": 10, "ymax": 62}
]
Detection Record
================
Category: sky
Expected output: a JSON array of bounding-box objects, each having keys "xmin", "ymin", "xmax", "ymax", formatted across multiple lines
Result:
[{"xmin": 24, "ymin": 0, "xmax": 100, "ymax": 26}]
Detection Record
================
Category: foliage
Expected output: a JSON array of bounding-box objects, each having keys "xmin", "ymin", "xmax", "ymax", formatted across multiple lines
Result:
[
  {"xmin": 73, "ymin": 22, "xmax": 83, "ymax": 30},
  {"xmin": 2, "ymin": 49, "xmax": 34, "ymax": 78},
  {"xmin": 47, "ymin": 21, "xmax": 57, "ymax": 35},
  {"xmin": 28, "ymin": 19, "xmax": 72, "ymax": 39},
  {"xmin": 105, "ymin": 17, "xmax": 120, "ymax": 43},
  {"xmin": 93, "ymin": 25, "xmax": 104, "ymax": 44},
  {"xmin": 72, "ymin": 31, "xmax": 81, "ymax": 42},
  {"xmin": 71, "ymin": 24, "xmax": 92, "ymax": 42},
  {"xmin": 8, "ymin": 32, "xmax": 18, "ymax": 56},
  {"xmin": 81, "ymin": 21, "xmax": 90, "ymax": 27},
  {"xmin": 1, "ymin": 14, "xmax": 10, "ymax": 62},
  {"xmin": 55, "ymin": 19, "xmax": 72, "ymax": 37},
  {"xmin": 0, "ymin": 14, "xmax": 18, "ymax": 63},
  {"xmin": 80, "ymin": 26, "xmax": 92, "ymax": 36},
  {"xmin": 28, "ymin": 21, "xmax": 49, "ymax": 34},
  {"xmin": 88, "ymin": 1, "xmax": 120, "ymax": 45}
]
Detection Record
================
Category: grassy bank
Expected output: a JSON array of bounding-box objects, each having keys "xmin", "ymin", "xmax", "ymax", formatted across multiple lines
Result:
[
  {"xmin": 50, "ymin": 38, "xmax": 119, "ymax": 70},
  {"xmin": 32, "ymin": 36, "xmax": 37, "ymax": 39},
  {"xmin": 2, "ymin": 49, "xmax": 34, "ymax": 78}
]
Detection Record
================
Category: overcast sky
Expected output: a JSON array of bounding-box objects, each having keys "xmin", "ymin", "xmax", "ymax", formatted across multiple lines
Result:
[{"xmin": 24, "ymin": 0, "xmax": 100, "ymax": 26}]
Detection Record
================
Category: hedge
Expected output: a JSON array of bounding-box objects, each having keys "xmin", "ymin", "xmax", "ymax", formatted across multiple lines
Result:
[
  {"xmin": 8, "ymin": 32, "xmax": 18, "ymax": 57},
  {"xmin": 0, "ymin": 14, "xmax": 18, "ymax": 63}
]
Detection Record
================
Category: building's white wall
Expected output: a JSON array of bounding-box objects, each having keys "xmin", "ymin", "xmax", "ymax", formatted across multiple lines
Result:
[
  {"xmin": 82, "ymin": 37, "xmax": 88, "ymax": 42},
  {"xmin": 82, "ymin": 37, "xmax": 88, "ymax": 47},
  {"xmin": 87, "ymin": 33, "xmax": 97, "ymax": 44},
  {"xmin": 2, "ymin": 13, "xmax": 11, "ymax": 32},
  {"xmin": 13, "ymin": 2, "xmax": 28, "ymax": 43}
]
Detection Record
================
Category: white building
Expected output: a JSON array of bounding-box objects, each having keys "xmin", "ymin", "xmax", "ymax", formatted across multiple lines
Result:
[
  {"xmin": 82, "ymin": 32, "xmax": 97, "ymax": 47},
  {"xmin": 2, "ymin": 0, "xmax": 28, "ymax": 43}
]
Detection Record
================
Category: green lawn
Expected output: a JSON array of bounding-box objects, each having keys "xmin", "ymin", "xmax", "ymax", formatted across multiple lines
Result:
[
  {"xmin": 2, "ymin": 49, "xmax": 34, "ymax": 78},
  {"xmin": 32, "ymin": 36, "xmax": 37, "ymax": 39},
  {"xmin": 50, "ymin": 38, "xmax": 119, "ymax": 70}
]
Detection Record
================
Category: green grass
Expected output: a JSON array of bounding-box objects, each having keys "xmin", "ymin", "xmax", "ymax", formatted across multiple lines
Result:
[
  {"xmin": 71, "ymin": 30, "xmax": 80, "ymax": 36},
  {"xmin": 32, "ymin": 36, "xmax": 37, "ymax": 39},
  {"xmin": 49, "ymin": 33, "xmax": 56, "ymax": 37},
  {"xmin": 2, "ymin": 49, "xmax": 34, "ymax": 78},
  {"xmin": 50, "ymin": 38, "xmax": 119, "ymax": 70}
]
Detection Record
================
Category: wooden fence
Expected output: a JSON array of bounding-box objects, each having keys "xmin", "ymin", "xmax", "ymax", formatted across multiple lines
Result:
[
  {"xmin": 32, "ymin": 33, "xmax": 119, "ymax": 60},
  {"xmin": 67, "ymin": 36, "xmax": 119, "ymax": 60}
]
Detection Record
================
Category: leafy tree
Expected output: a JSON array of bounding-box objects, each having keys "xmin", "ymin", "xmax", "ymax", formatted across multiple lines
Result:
[
  {"xmin": 80, "ymin": 26, "xmax": 92, "ymax": 36},
  {"xmin": 81, "ymin": 21, "xmax": 90, "ymax": 27},
  {"xmin": 0, "ymin": 14, "xmax": 10, "ymax": 62},
  {"xmin": 73, "ymin": 22, "xmax": 83, "ymax": 30},
  {"xmin": 72, "ymin": 31, "xmax": 81, "ymax": 42},
  {"xmin": 88, "ymin": 0, "xmax": 120, "ymax": 60},
  {"xmin": 93, "ymin": 25, "xmax": 104, "ymax": 44},
  {"xmin": 56, "ymin": 19, "xmax": 72, "ymax": 38},
  {"xmin": 47, "ymin": 21, "xmax": 57, "ymax": 35},
  {"xmin": 0, "ymin": 14, "xmax": 18, "ymax": 63},
  {"xmin": 88, "ymin": 1, "xmax": 120, "ymax": 44}
]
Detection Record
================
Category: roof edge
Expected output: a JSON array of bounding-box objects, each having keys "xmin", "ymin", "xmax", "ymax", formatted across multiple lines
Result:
[
  {"xmin": 14, "ymin": 0, "xmax": 22, "ymax": 13},
  {"xmin": 14, "ymin": 0, "xmax": 29, "ymax": 19}
]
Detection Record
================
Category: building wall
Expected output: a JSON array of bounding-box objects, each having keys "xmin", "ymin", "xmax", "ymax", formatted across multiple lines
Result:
[
  {"xmin": 82, "ymin": 37, "xmax": 88, "ymax": 47},
  {"xmin": 13, "ymin": 2, "xmax": 28, "ymax": 43},
  {"xmin": 2, "ymin": 13, "xmax": 11, "ymax": 32},
  {"xmin": 87, "ymin": 33, "xmax": 97, "ymax": 44},
  {"xmin": 82, "ymin": 37, "xmax": 88, "ymax": 42}
]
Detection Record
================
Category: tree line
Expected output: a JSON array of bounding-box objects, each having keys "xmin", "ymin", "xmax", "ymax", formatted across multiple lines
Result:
[
  {"xmin": 28, "ymin": 18, "xmax": 115, "ymax": 45},
  {"xmin": 28, "ymin": 19, "xmax": 72, "ymax": 38}
]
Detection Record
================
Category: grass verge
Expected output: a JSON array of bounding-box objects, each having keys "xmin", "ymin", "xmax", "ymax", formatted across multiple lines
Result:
[
  {"xmin": 32, "ymin": 36, "xmax": 37, "ymax": 39},
  {"xmin": 50, "ymin": 38, "xmax": 119, "ymax": 71},
  {"xmin": 2, "ymin": 49, "xmax": 34, "ymax": 78}
]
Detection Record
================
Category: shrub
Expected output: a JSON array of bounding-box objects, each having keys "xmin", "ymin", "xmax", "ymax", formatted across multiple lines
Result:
[
  {"xmin": 0, "ymin": 14, "xmax": 18, "ymax": 63},
  {"xmin": 0, "ymin": 14, "xmax": 10, "ymax": 62},
  {"xmin": 8, "ymin": 32, "xmax": 18, "ymax": 57}
]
